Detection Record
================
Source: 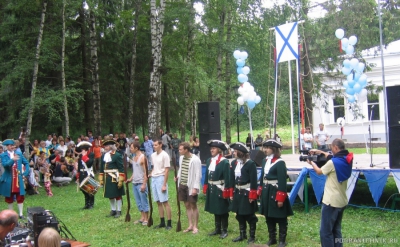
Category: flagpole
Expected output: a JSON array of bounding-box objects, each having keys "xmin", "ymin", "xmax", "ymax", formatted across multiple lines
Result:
[
  {"xmin": 273, "ymin": 57, "xmax": 278, "ymax": 139},
  {"xmin": 288, "ymin": 60, "xmax": 295, "ymax": 154},
  {"xmin": 297, "ymin": 45, "xmax": 302, "ymax": 154}
]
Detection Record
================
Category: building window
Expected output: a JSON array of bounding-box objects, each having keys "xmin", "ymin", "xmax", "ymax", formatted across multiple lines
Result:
[
  {"xmin": 333, "ymin": 97, "xmax": 345, "ymax": 121},
  {"xmin": 367, "ymin": 93, "xmax": 380, "ymax": 120}
]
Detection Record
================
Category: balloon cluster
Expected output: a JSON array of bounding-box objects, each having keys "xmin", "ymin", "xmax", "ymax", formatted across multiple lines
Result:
[
  {"xmin": 335, "ymin": 29, "xmax": 368, "ymax": 103},
  {"xmin": 233, "ymin": 50, "xmax": 261, "ymax": 109}
]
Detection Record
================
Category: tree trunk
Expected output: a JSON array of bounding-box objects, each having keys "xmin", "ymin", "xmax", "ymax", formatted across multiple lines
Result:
[
  {"xmin": 164, "ymin": 82, "xmax": 170, "ymax": 132},
  {"xmin": 128, "ymin": 0, "xmax": 141, "ymax": 135},
  {"xmin": 25, "ymin": 0, "xmax": 47, "ymax": 159},
  {"xmin": 61, "ymin": 0, "xmax": 69, "ymax": 136},
  {"xmin": 215, "ymin": 9, "xmax": 225, "ymax": 103},
  {"xmin": 89, "ymin": 10, "xmax": 101, "ymax": 136},
  {"xmin": 225, "ymin": 6, "xmax": 232, "ymax": 144},
  {"xmin": 179, "ymin": 0, "xmax": 195, "ymax": 142},
  {"xmin": 148, "ymin": 0, "xmax": 165, "ymax": 140},
  {"xmin": 302, "ymin": 7, "xmax": 313, "ymax": 129},
  {"xmin": 79, "ymin": 2, "xmax": 91, "ymax": 128}
]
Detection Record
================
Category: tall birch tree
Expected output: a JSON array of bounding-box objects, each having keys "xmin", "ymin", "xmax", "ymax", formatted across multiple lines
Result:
[
  {"xmin": 25, "ymin": 0, "xmax": 47, "ymax": 158},
  {"xmin": 61, "ymin": 0, "xmax": 70, "ymax": 136},
  {"xmin": 148, "ymin": 0, "xmax": 165, "ymax": 139}
]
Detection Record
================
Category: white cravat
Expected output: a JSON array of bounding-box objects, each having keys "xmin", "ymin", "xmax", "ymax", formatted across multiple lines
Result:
[
  {"xmin": 103, "ymin": 151, "xmax": 112, "ymax": 163},
  {"xmin": 208, "ymin": 155, "xmax": 220, "ymax": 172},
  {"xmin": 264, "ymin": 155, "xmax": 274, "ymax": 175},
  {"xmin": 8, "ymin": 151, "xmax": 15, "ymax": 159},
  {"xmin": 234, "ymin": 159, "xmax": 243, "ymax": 178}
]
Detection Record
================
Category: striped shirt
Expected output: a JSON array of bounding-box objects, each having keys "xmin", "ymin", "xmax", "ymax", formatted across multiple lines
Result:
[{"xmin": 180, "ymin": 156, "xmax": 190, "ymax": 185}]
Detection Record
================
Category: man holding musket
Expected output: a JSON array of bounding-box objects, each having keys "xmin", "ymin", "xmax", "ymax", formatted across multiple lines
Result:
[
  {"xmin": 308, "ymin": 138, "xmax": 353, "ymax": 247},
  {"xmin": 259, "ymin": 139, "xmax": 293, "ymax": 247},
  {"xmin": 203, "ymin": 140, "xmax": 232, "ymax": 239},
  {"xmin": 229, "ymin": 142, "xmax": 258, "ymax": 244},
  {"xmin": 0, "ymin": 139, "xmax": 30, "ymax": 219},
  {"xmin": 99, "ymin": 139, "xmax": 125, "ymax": 218},
  {"xmin": 77, "ymin": 141, "xmax": 95, "ymax": 210}
]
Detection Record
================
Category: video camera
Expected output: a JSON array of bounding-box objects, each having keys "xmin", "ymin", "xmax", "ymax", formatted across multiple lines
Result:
[{"xmin": 299, "ymin": 150, "xmax": 330, "ymax": 167}]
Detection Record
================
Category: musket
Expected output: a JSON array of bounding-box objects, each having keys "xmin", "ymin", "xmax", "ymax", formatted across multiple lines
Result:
[
  {"xmin": 173, "ymin": 161, "xmax": 182, "ymax": 232},
  {"xmin": 144, "ymin": 158, "xmax": 153, "ymax": 227},
  {"xmin": 123, "ymin": 154, "xmax": 131, "ymax": 222}
]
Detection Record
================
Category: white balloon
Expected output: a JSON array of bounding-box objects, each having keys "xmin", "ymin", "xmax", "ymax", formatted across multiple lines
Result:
[
  {"xmin": 242, "ymin": 66, "xmax": 250, "ymax": 75},
  {"xmin": 349, "ymin": 35, "xmax": 358, "ymax": 46},
  {"xmin": 240, "ymin": 51, "xmax": 248, "ymax": 60},
  {"xmin": 241, "ymin": 91, "xmax": 249, "ymax": 101},
  {"xmin": 358, "ymin": 94, "xmax": 367, "ymax": 103},
  {"xmin": 335, "ymin": 29, "xmax": 345, "ymax": 39},
  {"xmin": 360, "ymin": 88, "xmax": 368, "ymax": 97},
  {"xmin": 233, "ymin": 50, "xmax": 241, "ymax": 59},
  {"xmin": 357, "ymin": 62, "xmax": 365, "ymax": 73},
  {"xmin": 254, "ymin": 95, "xmax": 261, "ymax": 104},
  {"xmin": 249, "ymin": 86, "xmax": 254, "ymax": 93},
  {"xmin": 350, "ymin": 58, "xmax": 359, "ymax": 69},
  {"xmin": 249, "ymin": 91, "xmax": 257, "ymax": 100},
  {"xmin": 237, "ymin": 86, "xmax": 244, "ymax": 95},
  {"xmin": 336, "ymin": 117, "xmax": 345, "ymax": 127},
  {"xmin": 341, "ymin": 38, "xmax": 349, "ymax": 48},
  {"xmin": 347, "ymin": 74, "xmax": 354, "ymax": 82},
  {"xmin": 237, "ymin": 96, "xmax": 245, "ymax": 105},
  {"xmin": 243, "ymin": 82, "xmax": 251, "ymax": 88}
]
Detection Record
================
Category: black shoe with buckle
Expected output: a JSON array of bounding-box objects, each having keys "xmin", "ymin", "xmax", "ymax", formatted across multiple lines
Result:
[{"xmin": 107, "ymin": 210, "xmax": 116, "ymax": 217}]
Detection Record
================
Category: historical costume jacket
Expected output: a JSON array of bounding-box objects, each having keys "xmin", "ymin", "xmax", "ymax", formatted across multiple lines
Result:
[
  {"xmin": 0, "ymin": 151, "xmax": 30, "ymax": 197},
  {"xmin": 204, "ymin": 154, "xmax": 232, "ymax": 215},
  {"xmin": 78, "ymin": 152, "xmax": 95, "ymax": 183},
  {"xmin": 230, "ymin": 159, "xmax": 258, "ymax": 215},
  {"xmin": 259, "ymin": 156, "xmax": 293, "ymax": 218},
  {"xmin": 99, "ymin": 151, "xmax": 125, "ymax": 198}
]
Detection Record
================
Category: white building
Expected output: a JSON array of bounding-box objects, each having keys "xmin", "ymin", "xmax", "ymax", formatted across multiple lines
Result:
[{"xmin": 312, "ymin": 40, "xmax": 400, "ymax": 144}]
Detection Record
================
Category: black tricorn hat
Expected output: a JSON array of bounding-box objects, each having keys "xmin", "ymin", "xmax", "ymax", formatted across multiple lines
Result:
[
  {"xmin": 77, "ymin": 141, "xmax": 92, "ymax": 150},
  {"xmin": 207, "ymin": 140, "xmax": 228, "ymax": 151},
  {"xmin": 102, "ymin": 139, "xmax": 118, "ymax": 146},
  {"xmin": 229, "ymin": 142, "xmax": 249, "ymax": 153},
  {"xmin": 262, "ymin": 139, "xmax": 282, "ymax": 148}
]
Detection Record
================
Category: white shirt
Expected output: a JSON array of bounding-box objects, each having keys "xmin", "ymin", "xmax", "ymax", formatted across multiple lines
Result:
[
  {"xmin": 151, "ymin": 150, "xmax": 170, "ymax": 177},
  {"xmin": 315, "ymin": 129, "xmax": 329, "ymax": 145},
  {"xmin": 304, "ymin": 133, "xmax": 313, "ymax": 149}
]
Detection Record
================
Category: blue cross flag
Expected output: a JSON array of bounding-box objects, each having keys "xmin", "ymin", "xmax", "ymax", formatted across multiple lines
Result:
[{"xmin": 275, "ymin": 22, "xmax": 298, "ymax": 63}]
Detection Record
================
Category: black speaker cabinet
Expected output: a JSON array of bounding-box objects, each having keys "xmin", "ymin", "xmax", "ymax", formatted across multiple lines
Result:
[
  {"xmin": 198, "ymin": 102, "xmax": 221, "ymax": 133},
  {"xmin": 387, "ymin": 85, "xmax": 400, "ymax": 127},
  {"xmin": 387, "ymin": 85, "xmax": 400, "ymax": 168},
  {"xmin": 250, "ymin": 150, "xmax": 266, "ymax": 167},
  {"xmin": 199, "ymin": 132, "xmax": 221, "ymax": 163}
]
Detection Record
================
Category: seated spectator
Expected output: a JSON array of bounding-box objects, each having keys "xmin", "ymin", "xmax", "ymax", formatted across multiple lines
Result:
[
  {"xmin": 38, "ymin": 227, "xmax": 61, "ymax": 247},
  {"xmin": 37, "ymin": 141, "xmax": 50, "ymax": 160},
  {"xmin": 53, "ymin": 157, "xmax": 72, "ymax": 186},
  {"xmin": 57, "ymin": 139, "xmax": 68, "ymax": 157},
  {"xmin": 49, "ymin": 150, "xmax": 61, "ymax": 171},
  {"xmin": 48, "ymin": 138, "xmax": 59, "ymax": 155}
]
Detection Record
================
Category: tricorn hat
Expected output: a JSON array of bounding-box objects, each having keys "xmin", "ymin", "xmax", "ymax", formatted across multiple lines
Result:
[
  {"xmin": 77, "ymin": 141, "xmax": 92, "ymax": 150},
  {"xmin": 229, "ymin": 142, "xmax": 249, "ymax": 153},
  {"xmin": 262, "ymin": 139, "xmax": 282, "ymax": 148},
  {"xmin": 2, "ymin": 139, "xmax": 15, "ymax": 146},
  {"xmin": 207, "ymin": 140, "xmax": 228, "ymax": 151},
  {"xmin": 102, "ymin": 139, "xmax": 118, "ymax": 146}
]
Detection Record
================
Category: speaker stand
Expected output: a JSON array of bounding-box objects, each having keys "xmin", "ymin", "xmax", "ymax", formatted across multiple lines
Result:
[{"xmin": 369, "ymin": 107, "xmax": 374, "ymax": 167}]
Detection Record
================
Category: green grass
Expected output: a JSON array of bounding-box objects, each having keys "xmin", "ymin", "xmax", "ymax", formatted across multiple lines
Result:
[{"xmin": 15, "ymin": 171, "xmax": 400, "ymax": 247}]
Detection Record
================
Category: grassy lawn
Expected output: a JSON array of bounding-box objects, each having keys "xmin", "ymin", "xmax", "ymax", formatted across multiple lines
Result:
[{"xmin": 13, "ymin": 170, "xmax": 400, "ymax": 247}]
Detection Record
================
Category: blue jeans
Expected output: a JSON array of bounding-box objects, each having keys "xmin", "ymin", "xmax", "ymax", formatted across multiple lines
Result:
[
  {"xmin": 320, "ymin": 203, "xmax": 345, "ymax": 247},
  {"xmin": 173, "ymin": 149, "xmax": 179, "ymax": 166},
  {"xmin": 132, "ymin": 183, "xmax": 149, "ymax": 212}
]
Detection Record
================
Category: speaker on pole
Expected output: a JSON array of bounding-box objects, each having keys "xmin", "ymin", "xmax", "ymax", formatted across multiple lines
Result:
[
  {"xmin": 387, "ymin": 85, "xmax": 400, "ymax": 168},
  {"xmin": 198, "ymin": 102, "xmax": 221, "ymax": 163}
]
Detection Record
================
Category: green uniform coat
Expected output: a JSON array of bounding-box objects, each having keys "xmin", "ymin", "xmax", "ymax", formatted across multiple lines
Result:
[
  {"xmin": 204, "ymin": 157, "xmax": 231, "ymax": 215},
  {"xmin": 100, "ymin": 151, "xmax": 125, "ymax": 198},
  {"xmin": 259, "ymin": 158, "xmax": 293, "ymax": 218},
  {"xmin": 230, "ymin": 159, "xmax": 258, "ymax": 215}
]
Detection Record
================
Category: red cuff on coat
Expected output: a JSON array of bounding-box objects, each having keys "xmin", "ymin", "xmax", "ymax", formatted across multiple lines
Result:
[
  {"xmin": 275, "ymin": 190, "xmax": 287, "ymax": 202},
  {"xmin": 257, "ymin": 186, "xmax": 262, "ymax": 196},
  {"xmin": 203, "ymin": 184, "xmax": 208, "ymax": 194},
  {"xmin": 229, "ymin": 188, "xmax": 234, "ymax": 198},
  {"xmin": 249, "ymin": 189, "xmax": 258, "ymax": 200},
  {"xmin": 82, "ymin": 155, "xmax": 89, "ymax": 163},
  {"xmin": 223, "ymin": 188, "xmax": 230, "ymax": 199}
]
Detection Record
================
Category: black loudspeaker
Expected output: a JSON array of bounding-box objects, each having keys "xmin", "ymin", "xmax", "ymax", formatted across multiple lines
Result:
[
  {"xmin": 387, "ymin": 86, "xmax": 400, "ymax": 168},
  {"xmin": 198, "ymin": 102, "xmax": 221, "ymax": 133},
  {"xmin": 250, "ymin": 150, "xmax": 266, "ymax": 167},
  {"xmin": 199, "ymin": 132, "xmax": 221, "ymax": 163},
  {"xmin": 387, "ymin": 85, "xmax": 400, "ymax": 127}
]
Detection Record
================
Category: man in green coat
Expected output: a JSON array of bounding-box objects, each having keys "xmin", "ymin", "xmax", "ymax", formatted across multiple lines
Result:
[
  {"xmin": 99, "ymin": 140, "xmax": 125, "ymax": 218},
  {"xmin": 259, "ymin": 139, "xmax": 293, "ymax": 247},
  {"xmin": 230, "ymin": 142, "xmax": 258, "ymax": 244},
  {"xmin": 203, "ymin": 140, "xmax": 232, "ymax": 239}
]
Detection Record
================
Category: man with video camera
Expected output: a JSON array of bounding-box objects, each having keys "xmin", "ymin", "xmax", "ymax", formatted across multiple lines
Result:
[{"xmin": 307, "ymin": 138, "xmax": 353, "ymax": 247}]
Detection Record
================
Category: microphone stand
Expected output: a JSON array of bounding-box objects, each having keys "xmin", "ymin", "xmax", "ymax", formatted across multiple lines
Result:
[{"xmin": 369, "ymin": 105, "xmax": 374, "ymax": 167}]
